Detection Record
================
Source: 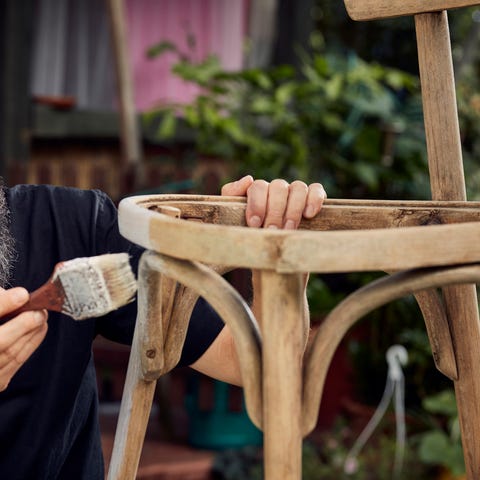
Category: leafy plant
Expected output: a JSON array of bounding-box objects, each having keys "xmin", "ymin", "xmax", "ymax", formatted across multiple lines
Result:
[
  {"xmin": 416, "ymin": 389, "xmax": 465, "ymax": 477},
  {"xmin": 307, "ymin": 274, "xmax": 345, "ymax": 319},
  {"xmin": 457, "ymin": 70, "xmax": 480, "ymax": 201},
  {"xmin": 144, "ymin": 39, "xmax": 428, "ymax": 199}
]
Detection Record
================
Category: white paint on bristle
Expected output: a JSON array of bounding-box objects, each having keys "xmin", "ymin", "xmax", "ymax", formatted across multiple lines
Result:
[{"xmin": 54, "ymin": 253, "xmax": 136, "ymax": 320}]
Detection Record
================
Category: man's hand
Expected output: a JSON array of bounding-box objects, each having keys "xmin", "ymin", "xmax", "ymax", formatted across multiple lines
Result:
[
  {"xmin": 191, "ymin": 176, "xmax": 326, "ymax": 386},
  {"xmin": 0, "ymin": 287, "xmax": 48, "ymax": 392},
  {"xmin": 221, "ymin": 175, "xmax": 327, "ymax": 229},
  {"xmin": 223, "ymin": 175, "xmax": 324, "ymax": 352}
]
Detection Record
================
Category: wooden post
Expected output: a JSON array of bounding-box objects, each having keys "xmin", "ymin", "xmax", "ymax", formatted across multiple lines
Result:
[
  {"xmin": 415, "ymin": 12, "xmax": 465, "ymax": 201},
  {"xmin": 260, "ymin": 271, "xmax": 305, "ymax": 480},
  {"xmin": 106, "ymin": 0, "xmax": 144, "ymax": 191},
  {"xmin": 416, "ymin": 12, "xmax": 480, "ymax": 478}
]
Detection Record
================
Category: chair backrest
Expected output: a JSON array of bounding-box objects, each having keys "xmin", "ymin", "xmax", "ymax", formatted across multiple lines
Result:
[
  {"xmin": 343, "ymin": 0, "xmax": 480, "ymax": 202},
  {"xmin": 344, "ymin": 0, "xmax": 480, "ymax": 21}
]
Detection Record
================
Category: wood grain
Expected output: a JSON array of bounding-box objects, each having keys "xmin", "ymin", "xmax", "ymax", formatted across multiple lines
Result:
[
  {"xmin": 344, "ymin": 0, "xmax": 480, "ymax": 21},
  {"xmin": 261, "ymin": 271, "xmax": 305, "ymax": 479},
  {"xmin": 119, "ymin": 196, "xmax": 480, "ymax": 273},
  {"xmin": 415, "ymin": 11, "xmax": 480, "ymax": 479}
]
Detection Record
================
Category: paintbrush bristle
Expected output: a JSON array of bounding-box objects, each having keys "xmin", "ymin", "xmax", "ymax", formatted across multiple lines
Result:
[{"xmin": 54, "ymin": 253, "xmax": 137, "ymax": 320}]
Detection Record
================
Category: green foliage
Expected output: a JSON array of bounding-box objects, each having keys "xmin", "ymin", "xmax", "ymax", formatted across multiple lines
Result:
[
  {"xmin": 457, "ymin": 71, "xmax": 480, "ymax": 200},
  {"xmin": 416, "ymin": 390, "xmax": 465, "ymax": 476},
  {"xmin": 307, "ymin": 275, "xmax": 345, "ymax": 318},
  {"xmin": 144, "ymin": 41, "xmax": 428, "ymax": 197}
]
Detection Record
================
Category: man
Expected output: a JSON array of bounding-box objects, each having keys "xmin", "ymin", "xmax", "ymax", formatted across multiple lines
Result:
[{"xmin": 0, "ymin": 175, "xmax": 326, "ymax": 479}]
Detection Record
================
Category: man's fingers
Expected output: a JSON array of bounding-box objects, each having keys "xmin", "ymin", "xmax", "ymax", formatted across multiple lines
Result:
[
  {"xmin": 221, "ymin": 175, "xmax": 254, "ymax": 197},
  {"xmin": 0, "ymin": 310, "xmax": 48, "ymax": 351},
  {"xmin": 247, "ymin": 180, "xmax": 326, "ymax": 229},
  {"xmin": 263, "ymin": 179, "xmax": 290, "ymax": 229},
  {"xmin": 0, "ymin": 322, "xmax": 48, "ymax": 369},
  {"xmin": 0, "ymin": 322, "xmax": 48, "ymax": 391},
  {"xmin": 245, "ymin": 180, "xmax": 269, "ymax": 228},
  {"xmin": 303, "ymin": 183, "xmax": 327, "ymax": 218},
  {"xmin": 0, "ymin": 289, "xmax": 47, "ymax": 390},
  {"xmin": 0, "ymin": 287, "xmax": 29, "ymax": 316},
  {"xmin": 221, "ymin": 177, "xmax": 327, "ymax": 229},
  {"xmin": 284, "ymin": 181, "xmax": 309, "ymax": 229}
]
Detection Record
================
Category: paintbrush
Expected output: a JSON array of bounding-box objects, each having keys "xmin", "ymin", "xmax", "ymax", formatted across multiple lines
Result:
[{"xmin": 3, "ymin": 253, "xmax": 137, "ymax": 322}]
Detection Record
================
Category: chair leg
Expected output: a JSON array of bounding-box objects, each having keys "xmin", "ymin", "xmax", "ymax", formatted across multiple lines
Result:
[
  {"xmin": 260, "ymin": 271, "xmax": 306, "ymax": 480},
  {"xmin": 107, "ymin": 253, "xmax": 166, "ymax": 479},
  {"xmin": 444, "ymin": 285, "xmax": 480, "ymax": 480},
  {"xmin": 106, "ymin": 337, "xmax": 157, "ymax": 480}
]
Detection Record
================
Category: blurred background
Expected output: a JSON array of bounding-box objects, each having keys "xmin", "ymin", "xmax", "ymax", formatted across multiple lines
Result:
[{"xmin": 1, "ymin": 0, "xmax": 480, "ymax": 478}]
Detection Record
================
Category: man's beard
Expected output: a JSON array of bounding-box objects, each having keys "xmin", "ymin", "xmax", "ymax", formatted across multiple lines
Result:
[{"xmin": 0, "ymin": 184, "xmax": 15, "ymax": 288}]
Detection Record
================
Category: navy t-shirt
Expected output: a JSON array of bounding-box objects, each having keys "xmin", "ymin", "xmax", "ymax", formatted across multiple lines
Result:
[{"xmin": 0, "ymin": 184, "xmax": 225, "ymax": 479}]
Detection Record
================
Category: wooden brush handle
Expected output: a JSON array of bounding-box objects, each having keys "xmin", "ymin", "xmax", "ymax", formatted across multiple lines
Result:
[{"xmin": 1, "ymin": 281, "xmax": 64, "ymax": 323}]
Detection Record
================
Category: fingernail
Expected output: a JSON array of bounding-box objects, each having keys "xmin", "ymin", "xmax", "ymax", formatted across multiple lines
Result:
[
  {"xmin": 34, "ymin": 310, "xmax": 46, "ymax": 324},
  {"xmin": 304, "ymin": 205, "xmax": 315, "ymax": 217},
  {"xmin": 284, "ymin": 220, "xmax": 295, "ymax": 230},
  {"xmin": 238, "ymin": 175, "xmax": 252, "ymax": 185},
  {"xmin": 267, "ymin": 224, "xmax": 278, "ymax": 230},
  {"xmin": 249, "ymin": 216, "xmax": 262, "ymax": 228}
]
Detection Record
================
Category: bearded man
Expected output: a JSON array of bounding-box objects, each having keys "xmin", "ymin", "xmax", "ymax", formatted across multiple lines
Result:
[
  {"xmin": 0, "ymin": 179, "xmax": 15, "ymax": 288},
  {"xmin": 0, "ymin": 176, "xmax": 325, "ymax": 479}
]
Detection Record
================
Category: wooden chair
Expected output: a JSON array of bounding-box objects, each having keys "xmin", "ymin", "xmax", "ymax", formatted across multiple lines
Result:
[{"xmin": 108, "ymin": 2, "xmax": 480, "ymax": 479}]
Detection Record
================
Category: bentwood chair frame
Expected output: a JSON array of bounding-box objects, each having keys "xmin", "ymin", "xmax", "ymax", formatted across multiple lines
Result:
[{"xmin": 108, "ymin": 2, "xmax": 480, "ymax": 479}]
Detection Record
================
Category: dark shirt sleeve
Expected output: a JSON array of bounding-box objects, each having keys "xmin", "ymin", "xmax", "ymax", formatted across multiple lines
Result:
[{"xmin": 92, "ymin": 190, "xmax": 225, "ymax": 366}]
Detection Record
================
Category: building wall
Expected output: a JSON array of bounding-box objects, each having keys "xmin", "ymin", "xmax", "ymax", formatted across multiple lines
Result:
[{"xmin": 30, "ymin": 0, "xmax": 248, "ymax": 112}]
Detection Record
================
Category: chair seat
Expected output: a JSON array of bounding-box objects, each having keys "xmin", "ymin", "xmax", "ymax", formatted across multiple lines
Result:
[{"xmin": 119, "ymin": 194, "xmax": 480, "ymax": 273}]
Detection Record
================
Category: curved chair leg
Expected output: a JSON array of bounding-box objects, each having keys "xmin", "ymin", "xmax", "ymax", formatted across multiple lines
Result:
[
  {"xmin": 109, "ymin": 250, "xmax": 264, "ymax": 480},
  {"xmin": 302, "ymin": 263, "xmax": 480, "ymax": 436},
  {"xmin": 139, "ymin": 251, "xmax": 263, "ymax": 428},
  {"xmin": 415, "ymin": 290, "xmax": 457, "ymax": 380}
]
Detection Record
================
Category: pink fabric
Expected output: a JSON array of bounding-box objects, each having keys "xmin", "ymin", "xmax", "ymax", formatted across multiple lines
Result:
[{"xmin": 125, "ymin": 0, "xmax": 247, "ymax": 111}]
